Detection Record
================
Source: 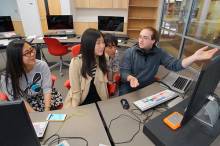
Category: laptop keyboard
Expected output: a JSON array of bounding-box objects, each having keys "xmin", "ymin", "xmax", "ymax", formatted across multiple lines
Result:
[{"xmin": 172, "ymin": 77, "xmax": 188, "ymax": 90}]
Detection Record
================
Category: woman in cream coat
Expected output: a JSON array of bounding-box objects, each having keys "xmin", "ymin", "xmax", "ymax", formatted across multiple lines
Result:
[{"xmin": 64, "ymin": 28, "xmax": 109, "ymax": 108}]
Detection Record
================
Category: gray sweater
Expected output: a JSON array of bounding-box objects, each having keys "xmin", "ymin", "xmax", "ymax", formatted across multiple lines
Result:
[
  {"xmin": 1, "ymin": 59, "xmax": 52, "ymax": 100},
  {"xmin": 120, "ymin": 45, "xmax": 184, "ymax": 95}
]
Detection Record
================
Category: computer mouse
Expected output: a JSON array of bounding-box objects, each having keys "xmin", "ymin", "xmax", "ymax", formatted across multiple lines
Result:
[
  {"xmin": 120, "ymin": 98, "xmax": 130, "ymax": 110},
  {"xmin": 76, "ymin": 36, "xmax": 80, "ymax": 39}
]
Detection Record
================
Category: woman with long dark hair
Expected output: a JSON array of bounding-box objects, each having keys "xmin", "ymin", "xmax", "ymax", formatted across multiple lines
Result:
[
  {"xmin": 64, "ymin": 28, "xmax": 109, "ymax": 108},
  {"xmin": 1, "ymin": 39, "xmax": 60, "ymax": 112}
]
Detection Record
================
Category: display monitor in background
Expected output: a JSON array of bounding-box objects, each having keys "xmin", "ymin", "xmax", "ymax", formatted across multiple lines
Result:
[
  {"xmin": 98, "ymin": 16, "xmax": 124, "ymax": 32},
  {"xmin": 181, "ymin": 55, "xmax": 220, "ymax": 126},
  {"xmin": 47, "ymin": 15, "xmax": 73, "ymax": 30},
  {"xmin": 0, "ymin": 100, "xmax": 40, "ymax": 146},
  {"xmin": 0, "ymin": 16, "xmax": 14, "ymax": 33}
]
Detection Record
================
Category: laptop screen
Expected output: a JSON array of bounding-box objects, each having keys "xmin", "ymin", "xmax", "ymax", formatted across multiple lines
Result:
[{"xmin": 0, "ymin": 100, "xmax": 41, "ymax": 146}]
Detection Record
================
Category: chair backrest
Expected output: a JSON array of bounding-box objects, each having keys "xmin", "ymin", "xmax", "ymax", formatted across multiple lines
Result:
[
  {"xmin": 0, "ymin": 92, "xmax": 8, "ymax": 101},
  {"xmin": 43, "ymin": 37, "xmax": 68, "ymax": 56},
  {"xmin": 71, "ymin": 44, "xmax": 81, "ymax": 57}
]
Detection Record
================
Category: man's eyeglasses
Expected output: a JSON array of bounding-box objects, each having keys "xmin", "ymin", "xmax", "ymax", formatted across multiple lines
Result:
[{"xmin": 23, "ymin": 48, "xmax": 36, "ymax": 57}]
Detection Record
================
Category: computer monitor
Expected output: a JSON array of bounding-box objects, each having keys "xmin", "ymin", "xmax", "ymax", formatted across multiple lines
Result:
[
  {"xmin": 0, "ymin": 16, "xmax": 14, "ymax": 33},
  {"xmin": 98, "ymin": 16, "xmax": 124, "ymax": 32},
  {"xmin": 0, "ymin": 100, "xmax": 40, "ymax": 146},
  {"xmin": 46, "ymin": 15, "xmax": 73, "ymax": 30},
  {"xmin": 181, "ymin": 55, "xmax": 220, "ymax": 126}
]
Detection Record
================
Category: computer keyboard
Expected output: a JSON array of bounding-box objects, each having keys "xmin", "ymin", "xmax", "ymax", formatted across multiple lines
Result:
[
  {"xmin": 133, "ymin": 90, "xmax": 178, "ymax": 111},
  {"xmin": 51, "ymin": 36, "xmax": 68, "ymax": 40}
]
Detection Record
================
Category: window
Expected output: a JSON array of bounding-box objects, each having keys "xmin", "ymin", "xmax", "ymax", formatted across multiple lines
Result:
[{"xmin": 159, "ymin": 0, "xmax": 220, "ymax": 70}]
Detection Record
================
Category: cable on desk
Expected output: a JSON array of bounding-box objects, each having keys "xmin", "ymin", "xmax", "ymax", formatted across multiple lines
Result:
[
  {"xmin": 49, "ymin": 136, "xmax": 88, "ymax": 146},
  {"xmin": 155, "ymin": 80, "xmax": 173, "ymax": 91},
  {"xmin": 43, "ymin": 133, "xmax": 88, "ymax": 146},
  {"xmin": 108, "ymin": 107, "xmax": 156, "ymax": 145},
  {"xmin": 143, "ymin": 109, "xmax": 155, "ymax": 123},
  {"xmin": 108, "ymin": 113, "xmax": 141, "ymax": 145},
  {"xmin": 43, "ymin": 134, "xmax": 61, "ymax": 145}
]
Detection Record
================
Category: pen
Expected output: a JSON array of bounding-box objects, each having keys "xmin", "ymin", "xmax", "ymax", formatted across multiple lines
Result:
[{"xmin": 48, "ymin": 114, "xmax": 53, "ymax": 120}]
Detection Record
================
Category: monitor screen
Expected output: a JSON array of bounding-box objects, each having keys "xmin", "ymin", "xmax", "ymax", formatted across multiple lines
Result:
[
  {"xmin": 181, "ymin": 55, "xmax": 220, "ymax": 126},
  {"xmin": 0, "ymin": 16, "xmax": 14, "ymax": 33},
  {"xmin": 47, "ymin": 15, "xmax": 73, "ymax": 30},
  {"xmin": 98, "ymin": 16, "xmax": 124, "ymax": 32},
  {"xmin": 0, "ymin": 100, "xmax": 40, "ymax": 146}
]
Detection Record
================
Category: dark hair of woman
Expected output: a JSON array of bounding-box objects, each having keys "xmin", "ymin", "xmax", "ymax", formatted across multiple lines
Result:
[
  {"xmin": 104, "ymin": 33, "xmax": 118, "ymax": 47},
  {"xmin": 5, "ymin": 39, "xmax": 30, "ymax": 99},
  {"xmin": 80, "ymin": 28, "xmax": 107, "ymax": 78}
]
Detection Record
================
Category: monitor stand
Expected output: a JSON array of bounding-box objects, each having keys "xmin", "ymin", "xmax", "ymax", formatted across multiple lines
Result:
[{"xmin": 195, "ymin": 96, "xmax": 220, "ymax": 127}]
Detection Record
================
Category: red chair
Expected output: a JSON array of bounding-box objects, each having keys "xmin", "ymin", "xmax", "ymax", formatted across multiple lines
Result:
[
  {"xmin": 71, "ymin": 44, "xmax": 81, "ymax": 57},
  {"xmin": 43, "ymin": 37, "xmax": 70, "ymax": 76},
  {"xmin": 107, "ymin": 73, "xmax": 121, "ymax": 96},
  {"xmin": 64, "ymin": 44, "xmax": 81, "ymax": 90},
  {"xmin": 0, "ymin": 92, "xmax": 8, "ymax": 101}
]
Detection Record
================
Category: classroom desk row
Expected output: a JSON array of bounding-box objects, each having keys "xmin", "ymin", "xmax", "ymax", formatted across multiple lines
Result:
[{"xmin": 29, "ymin": 67, "xmax": 220, "ymax": 146}]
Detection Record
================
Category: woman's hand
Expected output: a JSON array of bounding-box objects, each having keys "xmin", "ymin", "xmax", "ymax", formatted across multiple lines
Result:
[{"xmin": 44, "ymin": 93, "xmax": 52, "ymax": 112}]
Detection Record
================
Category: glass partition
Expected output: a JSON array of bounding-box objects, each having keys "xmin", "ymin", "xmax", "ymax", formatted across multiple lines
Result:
[
  {"xmin": 159, "ymin": 0, "xmax": 220, "ymax": 70},
  {"xmin": 187, "ymin": 0, "xmax": 220, "ymax": 45},
  {"xmin": 159, "ymin": 29, "xmax": 182, "ymax": 58},
  {"xmin": 162, "ymin": 0, "xmax": 191, "ymax": 33}
]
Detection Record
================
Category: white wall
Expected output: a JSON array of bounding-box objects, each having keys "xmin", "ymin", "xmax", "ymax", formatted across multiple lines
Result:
[
  {"xmin": 16, "ymin": 0, "xmax": 42, "ymax": 36},
  {"xmin": 74, "ymin": 9, "xmax": 128, "ymax": 22},
  {"xmin": 60, "ymin": 0, "xmax": 71, "ymax": 15},
  {"xmin": 0, "ymin": 0, "xmax": 21, "ymax": 20}
]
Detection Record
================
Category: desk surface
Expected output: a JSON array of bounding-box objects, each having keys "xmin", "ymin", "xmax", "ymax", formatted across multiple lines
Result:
[
  {"xmin": 98, "ymin": 82, "xmax": 166, "ymax": 146},
  {"xmin": 32, "ymin": 36, "xmax": 136, "ymax": 48},
  {"xmin": 30, "ymin": 103, "xmax": 111, "ymax": 146},
  {"xmin": 29, "ymin": 67, "xmax": 220, "ymax": 146},
  {"xmin": 32, "ymin": 37, "xmax": 81, "ymax": 44},
  {"xmin": 98, "ymin": 67, "xmax": 220, "ymax": 146}
]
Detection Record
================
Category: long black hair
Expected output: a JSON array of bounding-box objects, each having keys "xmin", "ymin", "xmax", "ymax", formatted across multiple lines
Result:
[
  {"xmin": 5, "ymin": 39, "xmax": 30, "ymax": 99},
  {"xmin": 80, "ymin": 28, "xmax": 107, "ymax": 78}
]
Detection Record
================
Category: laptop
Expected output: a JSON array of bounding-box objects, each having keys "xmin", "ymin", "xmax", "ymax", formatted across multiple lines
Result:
[
  {"xmin": 161, "ymin": 72, "xmax": 192, "ymax": 94},
  {"xmin": 0, "ymin": 100, "xmax": 46, "ymax": 146}
]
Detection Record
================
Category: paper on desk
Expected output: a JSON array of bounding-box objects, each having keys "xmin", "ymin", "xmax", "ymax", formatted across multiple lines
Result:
[
  {"xmin": 37, "ymin": 36, "xmax": 43, "ymax": 40},
  {"xmin": 0, "ymin": 39, "xmax": 12, "ymax": 46},
  {"xmin": 99, "ymin": 144, "xmax": 109, "ymax": 146},
  {"xmin": 3, "ymin": 32, "xmax": 16, "ymax": 37}
]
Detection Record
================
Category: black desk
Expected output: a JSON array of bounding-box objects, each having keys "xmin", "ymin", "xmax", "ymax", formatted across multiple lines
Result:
[{"xmin": 143, "ymin": 98, "xmax": 220, "ymax": 146}]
